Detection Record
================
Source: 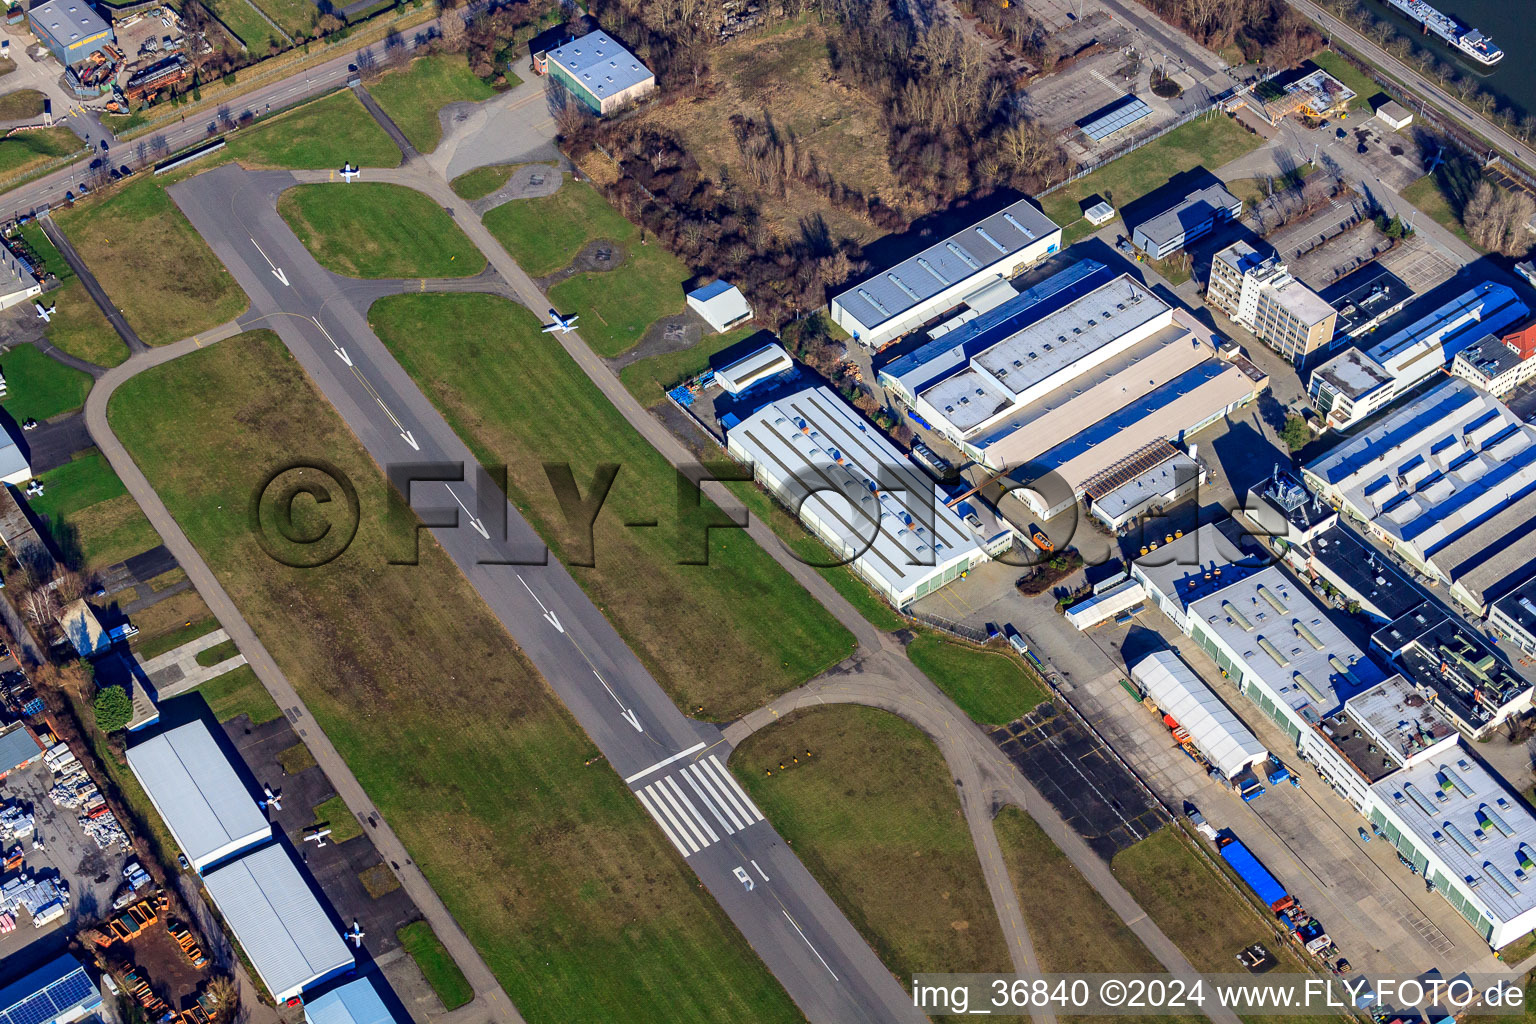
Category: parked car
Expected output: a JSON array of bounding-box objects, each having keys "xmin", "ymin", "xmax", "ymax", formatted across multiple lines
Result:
[
  {"xmin": 1358, "ymin": 826, "xmax": 1372, "ymax": 843},
  {"xmin": 1336, "ymin": 127, "xmax": 1347, "ymax": 139},
  {"xmin": 177, "ymin": 853, "xmax": 189, "ymax": 870}
]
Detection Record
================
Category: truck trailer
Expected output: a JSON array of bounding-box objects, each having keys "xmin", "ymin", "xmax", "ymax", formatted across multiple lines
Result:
[{"xmin": 1218, "ymin": 834, "xmax": 1295, "ymax": 912}]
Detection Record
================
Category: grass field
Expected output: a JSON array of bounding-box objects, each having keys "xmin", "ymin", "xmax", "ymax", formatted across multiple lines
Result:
[
  {"xmin": 996, "ymin": 808, "xmax": 1204, "ymax": 1024},
  {"xmin": 370, "ymin": 293, "xmax": 852, "ymax": 716},
  {"xmin": 46, "ymin": 279, "xmax": 130, "ymax": 368},
  {"xmin": 194, "ymin": 638, "xmax": 240, "ymax": 666},
  {"xmin": 0, "ymin": 127, "xmax": 81, "ymax": 182},
  {"xmin": 109, "ymin": 329, "xmax": 804, "ymax": 1024},
  {"xmin": 206, "ymin": 0, "xmax": 281, "ymax": 52},
  {"xmin": 22, "ymin": 451, "xmax": 160, "ymax": 570},
  {"xmin": 226, "ymin": 90, "xmax": 401, "ymax": 169},
  {"xmin": 0, "ymin": 344, "xmax": 93, "ymax": 421},
  {"xmin": 310, "ymin": 794, "xmax": 363, "ymax": 842},
  {"xmin": 450, "ymin": 163, "xmax": 516, "ymax": 200},
  {"xmin": 368, "ymin": 53, "xmax": 496, "ymax": 153},
  {"xmin": 132, "ymin": 610, "xmax": 219, "ymax": 660},
  {"xmin": 1112, "ymin": 826, "xmax": 1315, "ymax": 977},
  {"xmin": 483, "ymin": 177, "xmax": 688, "ymax": 356},
  {"xmin": 278, "ymin": 183, "xmax": 484, "ymax": 278},
  {"xmin": 1401, "ymin": 165, "xmax": 1483, "ymax": 251},
  {"xmin": 191, "ymin": 665, "xmax": 280, "ymax": 724},
  {"xmin": 398, "ymin": 921, "xmax": 475, "ymax": 1011},
  {"xmin": 246, "ymin": 0, "xmax": 314, "ymax": 38},
  {"xmin": 907, "ymin": 635, "xmax": 1048, "ymax": 726},
  {"xmin": 1041, "ymin": 116, "xmax": 1264, "ymax": 237},
  {"xmin": 1307, "ymin": 52, "xmax": 1375, "ymax": 113},
  {"xmin": 618, "ymin": 326, "xmax": 760, "ymax": 407},
  {"xmin": 733, "ymin": 705, "xmax": 1011, "ymax": 983},
  {"xmin": 0, "ymin": 89, "xmax": 47, "ymax": 120},
  {"xmin": 54, "ymin": 177, "xmax": 247, "ymax": 345},
  {"xmin": 13, "ymin": 228, "xmax": 129, "ymax": 367},
  {"xmin": 726, "ymin": 480, "xmax": 907, "ymax": 632}
]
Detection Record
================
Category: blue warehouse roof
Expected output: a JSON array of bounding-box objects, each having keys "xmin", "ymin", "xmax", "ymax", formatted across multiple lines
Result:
[
  {"xmin": 305, "ymin": 978, "xmax": 402, "ymax": 1024},
  {"xmin": 0, "ymin": 956, "xmax": 100, "ymax": 1024}
]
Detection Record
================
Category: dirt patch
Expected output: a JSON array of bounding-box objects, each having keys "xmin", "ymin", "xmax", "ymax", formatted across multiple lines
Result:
[
  {"xmin": 606, "ymin": 313, "xmax": 704, "ymax": 372},
  {"xmin": 360, "ymin": 862, "xmax": 402, "ymax": 899},
  {"xmin": 536, "ymin": 238, "xmax": 626, "ymax": 289}
]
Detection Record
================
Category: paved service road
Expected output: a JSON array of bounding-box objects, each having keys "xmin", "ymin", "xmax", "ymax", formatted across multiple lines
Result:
[{"xmin": 167, "ymin": 163, "xmax": 924, "ymax": 1024}]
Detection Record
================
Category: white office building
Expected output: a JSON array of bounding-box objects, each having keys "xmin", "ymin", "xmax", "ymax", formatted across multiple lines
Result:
[
  {"xmin": 726, "ymin": 386, "xmax": 999, "ymax": 609},
  {"xmin": 828, "ymin": 199, "xmax": 1060, "ymax": 348}
]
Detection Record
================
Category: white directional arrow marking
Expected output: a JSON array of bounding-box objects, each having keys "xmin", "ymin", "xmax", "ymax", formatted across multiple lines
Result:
[
  {"xmin": 250, "ymin": 237, "xmax": 289, "ymax": 286},
  {"xmin": 447, "ymin": 487, "xmax": 490, "ymax": 539},
  {"xmin": 400, "ymin": 430, "xmax": 419, "ymax": 451},
  {"xmin": 514, "ymin": 574, "xmax": 641, "ymax": 730},
  {"xmin": 312, "ymin": 318, "xmax": 353, "ymax": 366}
]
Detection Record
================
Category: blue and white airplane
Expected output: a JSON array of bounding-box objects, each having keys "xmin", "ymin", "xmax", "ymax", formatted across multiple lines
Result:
[
  {"xmin": 339, "ymin": 163, "xmax": 360, "ymax": 183},
  {"xmin": 542, "ymin": 308, "xmax": 579, "ymax": 334},
  {"xmin": 34, "ymin": 302, "xmax": 54, "ymax": 323}
]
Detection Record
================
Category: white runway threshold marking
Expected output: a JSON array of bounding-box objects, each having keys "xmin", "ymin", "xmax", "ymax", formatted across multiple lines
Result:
[
  {"xmin": 624, "ymin": 742, "xmax": 706, "ymax": 784},
  {"xmin": 632, "ymin": 756, "xmax": 765, "ymax": 857}
]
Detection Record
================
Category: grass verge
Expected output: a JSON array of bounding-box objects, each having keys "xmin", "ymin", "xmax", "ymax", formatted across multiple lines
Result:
[
  {"xmin": 1401, "ymin": 170, "xmax": 1481, "ymax": 250},
  {"xmin": 21, "ymin": 451, "xmax": 160, "ymax": 570},
  {"xmin": 54, "ymin": 176, "xmax": 247, "ymax": 345},
  {"xmin": 108, "ymin": 329, "xmax": 804, "ymax": 1023},
  {"xmin": 195, "ymin": 638, "xmax": 241, "ymax": 666},
  {"xmin": 1307, "ymin": 52, "xmax": 1375, "ymax": 113},
  {"xmin": 131, "ymin": 612, "xmax": 220, "ymax": 660},
  {"xmin": 907, "ymin": 635, "xmax": 1048, "ymax": 726},
  {"xmin": 310, "ymin": 794, "xmax": 363, "ymax": 842},
  {"xmin": 44, "ymin": 279, "xmax": 130, "ymax": 368},
  {"xmin": 0, "ymin": 344, "xmax": 93, "ymax": 421},
  {"xmin": 0, "ymin": 89, "xmax": 46, "ymax": 120},
  {"xmin": 278, "ymin": 182, "xmax": 485, "ymax": 278},
  {"xmin": 369, "ymin": 293, "xmax": 852, "ymax": 717},
  {"xmin": 191, "ymin": 665, "xmax": 280, "ymax": 724},
  {"xmin": 450, "ymin": 163, "xmax": 516, "ymax": 200},
  {"xmin": 397, "ymin": 921, "xmax": 475, "ymax": 1011},
  {"xmin": 483, "ymin": 177, "xmax": 687, "ymax": 356},
  {"xmin": 368, "ymin": 53, "xmax": 496, "ymax": 153},
  {"xmin": 0, "ymin": 127, "xmax": 81, "ymax": 181},
  {"xmin": 1040, "ymin": 116, "xmax": 1264, "ymax": 238},
  {"xmin": 733, "ymin": 705, "xmax": 1011, "ymax": 983},
  {"xmin": 225, "ymin": 89, "xmax": 402, "ymax": 169}
]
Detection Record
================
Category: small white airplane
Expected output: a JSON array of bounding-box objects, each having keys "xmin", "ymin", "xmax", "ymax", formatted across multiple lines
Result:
[
  {"xmin": 339, "ymin": 163, "xmax": 360, "ymax": 183},
  {"xmin": 260, "ymin": 786, "xmax": 282, "ymax": 811},
  {"xmin": 34, "ymin": 302, "xmax": 54, "ymax": 323},
  {"xmin": 345, "ymin": 920, "xmax": 365, "ymax": 948},
  {"xmin": 541, "ymin": 308, "xmax": 579, "ymax": 334},
  {"xmin": 303, "ymin": 828, "xmax": 332, "ymax": 849}
]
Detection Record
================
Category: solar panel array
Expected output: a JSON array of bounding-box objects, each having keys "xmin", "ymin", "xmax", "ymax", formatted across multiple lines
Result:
[
  {"xmin": 1078, "ymin": 96, "xmax": 1153, "ymax": 142},
  {"xmin": 1, "ymin": 965, "xmax": 94, "ymax": 1024}
]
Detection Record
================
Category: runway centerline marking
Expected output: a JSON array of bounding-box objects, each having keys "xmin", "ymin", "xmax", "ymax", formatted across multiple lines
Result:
[{"xmin": 783, "ymin": 910, "xmax": 839, "ymax": 981}]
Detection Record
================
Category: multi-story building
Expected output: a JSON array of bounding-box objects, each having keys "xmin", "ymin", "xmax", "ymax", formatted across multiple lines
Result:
[
  {"xmin": 1132, "ymin": 184, "xmax": 1242, "ymax": 260},
  {"xmin": 829, "ymin": 199, "xmax": 1060, "ymax": 349},
  {"xmin": 1372, "ymin": 607, "xmax": 1534, "ymax": 738},
  {"xmin": 1450, "ymin": 332, "xmax": 1536, "ymax": 398},
  {"xmin": 1324, "ymin": 265, "xmax": 1414, "ymax": 341},
  {"xmin": 1309, "ymin": 281, "xmax": 1528, "ymax": 431},
  {"xmin": 1209, "ymin": 241, "xmax": 1337, "ymax": 366},
  {"xmin": 1488, "ymin": 574, "xmax": 1536, "ymax": 655}
]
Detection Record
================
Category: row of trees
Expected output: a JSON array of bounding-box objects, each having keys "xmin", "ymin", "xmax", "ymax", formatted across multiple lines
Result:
[
  {"xmin": 1132, "ymin": 0, "xmax": 1320, "ymax": 66},
  {"xmin": 1462, "ymin": 180, "xmax": 1536, "ymax": 257}
]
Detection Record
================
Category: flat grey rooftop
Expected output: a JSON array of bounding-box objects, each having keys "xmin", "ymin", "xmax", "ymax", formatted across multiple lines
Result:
[
  {"xmin": 546, "ymin": 30, "xmax": 653, "ymax": 102},
  {"xmin": 1311, "ymin": 347, "xmax": 1393, "ymax": 400}
]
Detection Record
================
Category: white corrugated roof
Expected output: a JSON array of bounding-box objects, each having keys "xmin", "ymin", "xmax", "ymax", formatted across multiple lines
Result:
[
  {"xmin": 126, "ymin": 721, "xmax": 270, "ymax": 871},
  {"xmin": 304, "ymin": 977, "xmax": 400, "ymax": 1024},
  {"xmin": 202, "ymin": 844, "xmax": 353, "ymax": 1002},
  {"xmin": 1130, "ymin": 649, "xmax": 1268, "ymax": 779}
]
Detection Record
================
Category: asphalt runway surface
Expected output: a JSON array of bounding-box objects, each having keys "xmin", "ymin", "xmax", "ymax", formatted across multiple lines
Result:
[
  {"xmin": 166, "ymin": 163, "xmax": 923, "ymax": 1024},
  {"xmin": 992, "ymin": 702, "xmax": 1168, "ymax": 860}
]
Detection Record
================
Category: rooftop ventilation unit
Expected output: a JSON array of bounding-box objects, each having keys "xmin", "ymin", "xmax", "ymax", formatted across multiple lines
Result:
[
  {"xmin": 1294, "ymin": 620, "xmax": 1325, "ymax": 650},
  {"xmin": 1002, "ymin": 212, "xmax": 1036, "ymax": 240},
  {"xmin": 1223, "ymin": 601, "xmax": 1254, "ymax": 631},
  {"xmin": 1292, "ymin": 671, "xmax": 1327, "ymax": 705},
  {"xmin": 1404, "ymin": 783, "xmax": 1438, "ymax": 816},
  {"xmin": 1486, "ymin": 862, "xmax": 1521, "ymax": 897},
  {"xmin": 1257, "ymin": 636, "xmax": 1290, "ymax": 668},
  {"xmin": 1479, "ymin": 804, "xmax": 1515, "ymax": 838},
  {"xmin": 974, "ymin": 227, "xmax": 1010, "ymax": 254},
  {"xmin": 887, "ymin": 273, "xmax": 923, "ymax": 303},
  {"xmin": 857, "ymin": 289, "xmax": 891, "ymax": 317},
  {"xmin": 1444, "ymin": 821, "xmax": 1479, "ymax": 855},
  {"xmin": 916, "ymin": 258, "xmax": 950, "ymax": 287},
  {"xmin": 1440, "ymin": 764, "xmax": 1475, "ymax": 798},
  {"xmin": 945, "ymin": 242, "xmax": 982, "ymax": 270}
]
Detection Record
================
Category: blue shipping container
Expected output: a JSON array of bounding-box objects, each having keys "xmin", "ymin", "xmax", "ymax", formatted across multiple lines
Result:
[{"xmin": 1219, "ymin": 838, "xmax": 1289, "ymax": 910}]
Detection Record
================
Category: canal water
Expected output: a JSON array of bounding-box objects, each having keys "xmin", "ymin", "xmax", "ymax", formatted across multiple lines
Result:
[{"xmin": 1366, "ymin": 0, "xmax": 1535, "ymax": 117}]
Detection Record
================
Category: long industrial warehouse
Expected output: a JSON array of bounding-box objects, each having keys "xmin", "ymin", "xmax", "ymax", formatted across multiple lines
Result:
[{"xmin": 125, "ymin": 720, "xmax": 271, "ymax": 872}]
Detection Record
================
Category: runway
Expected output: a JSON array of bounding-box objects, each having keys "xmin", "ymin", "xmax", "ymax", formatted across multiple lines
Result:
[{"xmin": 167, "ymin": 163, "xmax": 923, "ymax": 1024}]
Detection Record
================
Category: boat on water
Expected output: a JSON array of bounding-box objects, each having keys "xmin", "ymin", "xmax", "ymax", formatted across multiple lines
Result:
[{"xmin": 1383, "ymin": 0, "xmax": 1504, "ymax": 66}]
